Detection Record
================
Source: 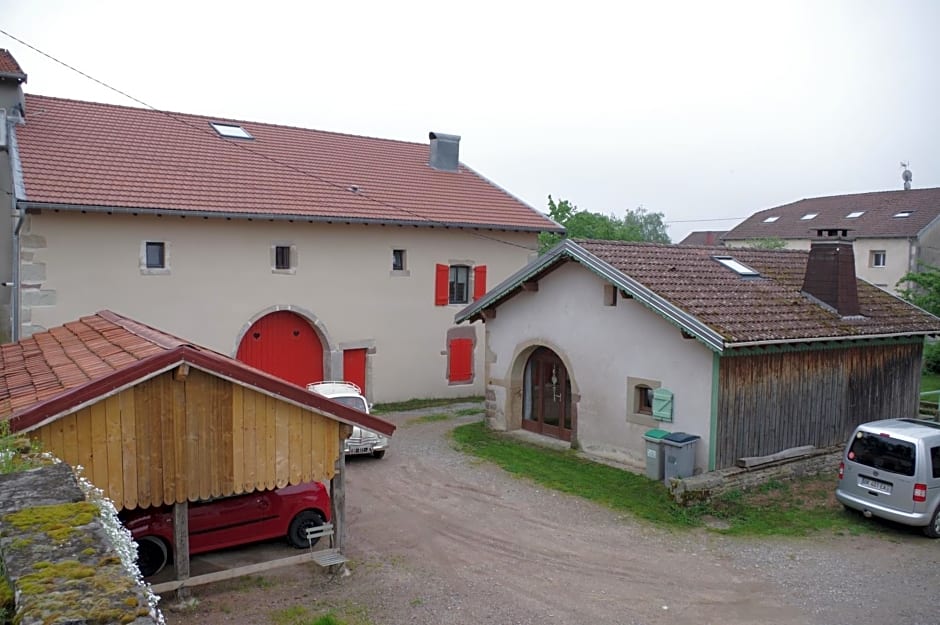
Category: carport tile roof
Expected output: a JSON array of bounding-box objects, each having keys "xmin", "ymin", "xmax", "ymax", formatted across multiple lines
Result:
[
  {"xmin": 0, "ymin": 311, "xmax": 395, "ymax": 436},
  {"xmin": 16, "ymin": 94, "xmax": 562, "ymax": 233}
]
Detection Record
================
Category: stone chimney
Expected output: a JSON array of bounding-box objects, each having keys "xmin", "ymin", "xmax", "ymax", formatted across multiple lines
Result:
[
  {"xmin": 428, "ymin": 132, "xmax": 460, "ymax": 172},
  {"xmin": 801, "ymin": 228, "xmax": 860, "ymax": 317}
]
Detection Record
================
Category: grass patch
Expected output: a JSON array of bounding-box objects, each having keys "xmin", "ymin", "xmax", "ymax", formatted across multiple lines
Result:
[
  {"xmin": 372, "ymin": 396, "xmax": 483, "ymax": 415},
  {"xmin": 451, "ymin": 421, "xmax": 871, "ymax": 537},
  {"xmin": 406, "ymin": 413, "xmax": 451, "ymax": 425},
  {"xmin": 454, "ymin": 407, "xmax": 484, "ymax": 417},
  {"xmin": 921, "ymin": 372, "xmax": 940, "ymax": 394}
]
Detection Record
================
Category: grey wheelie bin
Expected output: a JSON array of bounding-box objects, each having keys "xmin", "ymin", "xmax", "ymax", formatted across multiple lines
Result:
[
  {"xmin": 643, "ymin": 428, "xmax": 670, "ymax": 480},
  {"xmin": 662, "ymin": 432, "xmax": 700, "ymax": 482}
]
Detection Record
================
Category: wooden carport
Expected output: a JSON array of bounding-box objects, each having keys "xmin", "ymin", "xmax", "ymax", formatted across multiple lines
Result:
[{"xmin": 0, "ymin": 310, "xmax": 395, "ymax": 588}]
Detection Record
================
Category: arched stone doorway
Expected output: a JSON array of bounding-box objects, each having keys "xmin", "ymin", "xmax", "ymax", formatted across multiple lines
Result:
[
  {"xmin": 235, "ymin": 310, "xmax": 324, "ymax": 386},
  {"xmin": 522, "ymin": 346, "xmax": 573, "ymax": 441}
]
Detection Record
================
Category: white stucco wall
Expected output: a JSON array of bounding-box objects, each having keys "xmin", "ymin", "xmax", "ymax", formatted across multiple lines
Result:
[
  {"xmin": 482, "ymin": 262, "xmax": 715, "ymax": 473},
  {"xmin": 21, "ymin": 212, "xmax": 538, "ymax": 402}
]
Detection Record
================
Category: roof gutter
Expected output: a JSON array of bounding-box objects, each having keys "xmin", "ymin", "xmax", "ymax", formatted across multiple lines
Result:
[
  {"xmin": 724, "ymin": 331, "xmax": 935, "ymax": 350},
  {"xmin": 18, "ymin": 201, "xmax": 563, "ymax": 235}
]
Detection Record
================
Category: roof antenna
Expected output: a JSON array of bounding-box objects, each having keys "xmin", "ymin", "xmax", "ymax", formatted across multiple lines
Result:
[{"xmin": 901, "ymin": 161, "xmax": 913, "ymax": 190}]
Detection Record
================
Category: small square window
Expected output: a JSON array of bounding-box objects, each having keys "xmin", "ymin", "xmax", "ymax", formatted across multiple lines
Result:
[
  {"xmin": 800, "ymin": 213, "xmax": 818, "ymax": 221},
  {"xmin": 145, "ymin": 242, "xmax": 165, "ymax": 269},
  {"xmin": 275, "ymin": 246, "xmax": 291, "ymax": 270},
  {"xmin": 636, "ymin": 385, "xmax": 654, "ymax": 415},
  {"xmin": 894, "ymin": 211, "xmax": 913, "ymax": 218},
  {"xmin": 762, "ymin": 216, "xmax": 780, "ymax": 223},
  {"xmin": 846, "ymin": 211, "xmax": 865, "ymax": 219},
  {"xmin": 870, "ymin": 250, "xmax": 886, "ymax": 268},
  {"xmin": 392, "ymin": 249, "xmax": 406, "ymax": 271}
]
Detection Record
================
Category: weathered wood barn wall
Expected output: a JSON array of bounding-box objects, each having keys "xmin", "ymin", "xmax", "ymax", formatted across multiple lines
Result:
[
  {"xmin": 31, "ymin": 366, "xmax": 341, "ymax": 511},
  {"xmin": 714, "ymin": 339, "xmax": 923, "ymax": 468}
]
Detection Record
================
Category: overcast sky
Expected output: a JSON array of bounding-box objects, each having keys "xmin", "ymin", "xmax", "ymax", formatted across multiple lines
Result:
[{"xmin": 3, "ymin": 0, "xmax": 938, "ymax": 242}]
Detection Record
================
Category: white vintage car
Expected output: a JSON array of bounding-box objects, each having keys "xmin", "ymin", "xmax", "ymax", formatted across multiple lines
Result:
[{"xmin": 307, "ymin": 381, "xmax": 389, "ymax": 459}]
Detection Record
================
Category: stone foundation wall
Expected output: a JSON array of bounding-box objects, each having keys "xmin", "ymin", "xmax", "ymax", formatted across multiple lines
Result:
[
  {"xmin": 669, "ymin": 447, "xmax": 842, "ymax": 505},
  {"xmin": 0, "ymin": 463, "xmax": 160, "ymax": 625}
]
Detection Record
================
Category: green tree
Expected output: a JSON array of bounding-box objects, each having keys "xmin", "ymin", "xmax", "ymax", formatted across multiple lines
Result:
[
  {"xmin": 897, "ymin": 263, "xmax": 940, "ymax": 316},
  {"xmin": 538, "ymin": 196, "xmax": 671, "ymax": 252},
  {"xmin": 743, "ymin": 237, "xmax": 788, "ymax": 250},
  {"xmin": 897, "ymin": 264, "xmax": 940, "ymax": 373}
]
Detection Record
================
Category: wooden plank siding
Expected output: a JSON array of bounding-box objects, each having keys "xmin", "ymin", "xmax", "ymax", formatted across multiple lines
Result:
[
  {"xmin": 715, "ymin": 342, "xmax": 923, "ymax": 468},
  {"xmin": 33, "ymin": 369, "xmax": 340, "ymax": 510}
]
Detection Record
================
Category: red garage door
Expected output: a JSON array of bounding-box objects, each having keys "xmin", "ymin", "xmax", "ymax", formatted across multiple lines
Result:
[{"xmin": 236, "ymin": 311, "xmax": 323, "ymax": 387}]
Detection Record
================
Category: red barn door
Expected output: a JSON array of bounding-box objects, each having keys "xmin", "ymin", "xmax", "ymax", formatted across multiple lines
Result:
[{"xmin": 236, "ymin": 311, "xmax": 323, "ymax": 386}]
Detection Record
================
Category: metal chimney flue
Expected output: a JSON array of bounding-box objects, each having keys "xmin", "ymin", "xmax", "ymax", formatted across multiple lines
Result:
[
  {"xmin": 429, "ymin": 132, "xmax": 461, "ymax": 172},
  {"xmin": 801, "ymin": 228, "xmax": 860, "ymax": 317}
]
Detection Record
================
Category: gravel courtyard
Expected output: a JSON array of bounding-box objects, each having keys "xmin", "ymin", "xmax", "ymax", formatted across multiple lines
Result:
[{"xmin": 164, "ymin": 403, "xmax": 940, "ymax": 625}]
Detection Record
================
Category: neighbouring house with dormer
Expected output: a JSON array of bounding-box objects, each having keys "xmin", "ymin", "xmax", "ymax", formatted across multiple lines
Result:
[
  {"xmin": 0, "ymin": 49, "xmax": 562, "ymax": 402},
  {"xmin": 456, "ymin": 234, "xmax": 940, "ymax": 472},
  {"xmin": 722, "ymin": 187, "xmax": 940, "ymax": 294}
]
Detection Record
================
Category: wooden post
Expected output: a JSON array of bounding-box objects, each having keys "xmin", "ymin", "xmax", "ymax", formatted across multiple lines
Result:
[
  {"xmin": 332, "ymin": 441, "xmax": 346, "ymax": 554},
  {"xmin": 173, "ymin": 501, "xmax": 191, "ymax": 600}
]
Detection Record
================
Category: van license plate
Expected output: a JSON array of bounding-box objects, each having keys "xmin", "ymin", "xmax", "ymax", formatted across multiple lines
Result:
[
  {"xmin": 351, "ymin": 446, "xmax": 371, "ymax": 454},
  {"xmin": 859, "ymin": 476, "xmax": 891, "ymax": 494}
]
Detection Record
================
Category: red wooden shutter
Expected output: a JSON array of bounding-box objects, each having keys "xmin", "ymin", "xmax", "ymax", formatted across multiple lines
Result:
[
  {"xmin": 448, "ymin": 338, "xmax": 473, "ymax": 383},
  {"xmin": 343, "ymin": 348, "xmax": 367, "ymax": 396},
  {"xmin": 473, "ymin": 265, "xmax": 487, "ymax": 301},
  {"xmin": 435, "ymin": 264, "xmax": 449, "ymax": 305}
]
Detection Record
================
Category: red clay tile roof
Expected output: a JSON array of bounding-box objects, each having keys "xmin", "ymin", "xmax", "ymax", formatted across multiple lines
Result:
[
  {"xmin": 723, "ymin": 188, "xmax": 940, "ymax": 240},
  {"xmin": 0, "ymin": 311, "xmax": 395, "ymax": 436},
  {"xmin": 0, "ymin": 49, "xmax": 26, "ymax": 81},
  {"xmin": 458, "ymin": 239, "xmax": 940, "ymax": 349},
  {"xmin": 15, "ymin": 94, "xmax": 561, "ymax": 233}
]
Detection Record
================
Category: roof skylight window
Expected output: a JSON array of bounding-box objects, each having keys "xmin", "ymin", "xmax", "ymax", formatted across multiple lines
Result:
[
  {"xmin": 893, "ymin": 211, "xmax": 913, "ymax": 218},
  {"xmin": 713, "ymin": 256, "xmax": 760, "ymax": 277},
  {"xmin": 846, "ymin": 211, "xmax": 865, "ymax": 219},
  {"xmin": 800, "ymin": 213, "xmax": 818, "ymax": 220},
  {"xmin": 210, "ymin": 122, "xmax": 253, "ymax": 139},
  {"xmin": 762, "ymin": 216, "xmax": 780, "ymax": 223}
]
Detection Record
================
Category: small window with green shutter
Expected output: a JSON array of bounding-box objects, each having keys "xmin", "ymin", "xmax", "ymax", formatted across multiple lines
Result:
[{"xmin": 651, "ymin": 388, "xmax": 673, "ymax": 422}]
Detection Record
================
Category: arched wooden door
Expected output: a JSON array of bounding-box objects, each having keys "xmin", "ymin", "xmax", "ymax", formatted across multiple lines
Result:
[
  {"xmin": 236, "ymin": 311, "xmax": 323, "ymax": 387},
  {"xmin": 522, "ymin": 347, "xmax": 573, "ymax": 441}
]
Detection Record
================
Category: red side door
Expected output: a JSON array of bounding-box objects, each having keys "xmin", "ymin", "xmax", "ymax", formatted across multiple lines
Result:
[{"xmin": 236, "ymin": 311, "xmax": 323, "ymax": 386}]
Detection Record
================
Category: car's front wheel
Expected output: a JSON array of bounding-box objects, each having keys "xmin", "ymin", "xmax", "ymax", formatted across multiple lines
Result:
[
  {"xmin": 288, "ymin": 510, "xmax": 326, "ymax": 548},
  {"xmin": 924, "ymin": 506, "xmax": 940, "ymax": 538},
  {"xmin": 136, "ymin": 536, "xmax": 169, "ymax": 577},
  {"xmin": 372, "ymin": 450, "xmax": 386, "ymax": 459}
]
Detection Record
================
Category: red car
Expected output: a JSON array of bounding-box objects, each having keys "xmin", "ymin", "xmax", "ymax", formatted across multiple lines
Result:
[{"xmin": 121, "ymin": 481, "xmax": 332, "ymax": 577}]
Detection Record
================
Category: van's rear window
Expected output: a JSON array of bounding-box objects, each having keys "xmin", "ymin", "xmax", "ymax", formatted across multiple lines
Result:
[{"xmin": 848, "ymin": 432, "xmax": 916, "ymax": 476}]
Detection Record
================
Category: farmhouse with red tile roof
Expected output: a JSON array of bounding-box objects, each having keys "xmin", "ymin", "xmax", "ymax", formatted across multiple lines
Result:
[
  {"xmin": 722, "ymin": 187, "xmax": 940, "ymax": 294},
  {"xmin": 456, "ymin": 237, "xmax": 940, "ymax": 471},
  {"xmin": 0, "ymin": 49, "xmax": 562, "ymax": 402}
]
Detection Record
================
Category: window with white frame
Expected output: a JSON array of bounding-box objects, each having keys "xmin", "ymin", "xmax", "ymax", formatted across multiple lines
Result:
[{"xmin": 870, "ymin": 250, "xmax": 886, "ymax": 268}]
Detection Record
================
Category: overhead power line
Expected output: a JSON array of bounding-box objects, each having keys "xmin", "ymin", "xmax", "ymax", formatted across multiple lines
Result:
[{"xmin": 0, "ymin": 29, "xmax": 539, "ymax": 251}]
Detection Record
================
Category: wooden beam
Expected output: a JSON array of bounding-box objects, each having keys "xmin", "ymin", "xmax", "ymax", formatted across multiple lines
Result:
[
  {"xmin": 481, "ymin": 308, "xmax": 496, "ymax": 320},
  {"xmin": 521, "ymin": 281, "xmax": 539, "ymax": 292},
  {"xmin": 172, "ymin": 501, "xmax": 191, "ymax": 599},
  {"xmin": 174, "ymin": 363, "xmax": 190, "ymax": 382},
  {"xmin": 150, "ymin": 552, "xmax": 320, "ymax": 594},
  {"xmin": 332, "ymin": 439, "xmax": 347, "ymax": 556}
]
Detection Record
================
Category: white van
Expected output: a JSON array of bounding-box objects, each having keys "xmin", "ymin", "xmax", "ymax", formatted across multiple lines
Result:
[
  {"xmin": 307, "ymin": 381, "xmax": 389, "ymax": 459},
  {"xmin": 835, "ymin": 418, "xmax": 940, "ymax": 537}
]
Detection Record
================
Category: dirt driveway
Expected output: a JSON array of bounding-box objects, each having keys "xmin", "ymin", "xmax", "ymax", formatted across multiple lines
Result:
[{"xmin": 163, "ymin": 404, "xmax": 940, "ymax": 625}]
